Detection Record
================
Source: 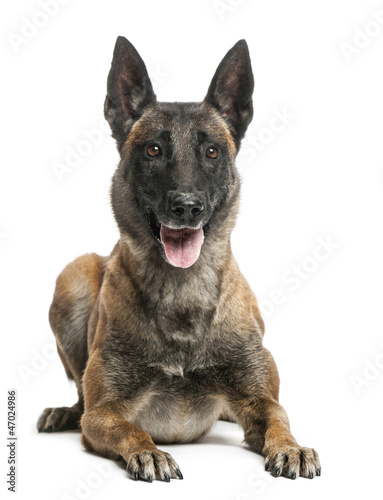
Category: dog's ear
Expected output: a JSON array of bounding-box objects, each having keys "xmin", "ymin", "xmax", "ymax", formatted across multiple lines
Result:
[
  {"xmin": 104, "ymin": 36, "xmax": 156, "ymax": 149},
  {"xmin": 205, "ymin": 40, "xmax": 254, "ymax": 145}
]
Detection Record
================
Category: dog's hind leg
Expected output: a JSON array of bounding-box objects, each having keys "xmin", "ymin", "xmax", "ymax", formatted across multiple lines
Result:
[{"xmin": 37, "ymin": 253, "xmax": 106, "ymax": 432}]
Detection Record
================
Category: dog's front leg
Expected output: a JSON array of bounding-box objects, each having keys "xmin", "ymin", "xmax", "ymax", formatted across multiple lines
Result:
[
  {"xmin": 81, "ymin": 402, "xmax": 183, "ymax": 482},
  {"xmin": 231, "ymin": 349, "xmax": 321, "ymax": 479},
  {"xmin": 240, "ymin": 396, "xmax": 321, "ymax": 479}
]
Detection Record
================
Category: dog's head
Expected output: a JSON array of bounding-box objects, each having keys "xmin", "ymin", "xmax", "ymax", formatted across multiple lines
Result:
[{"xmin": 105, "ymin": 37, "xmax": 254, "ymax": 269}]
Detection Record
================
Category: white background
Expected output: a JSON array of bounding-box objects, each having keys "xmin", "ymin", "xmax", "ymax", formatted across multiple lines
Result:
[{"xmin": 1, "ymin": 0, "xmax": 383, "ymax": 499}]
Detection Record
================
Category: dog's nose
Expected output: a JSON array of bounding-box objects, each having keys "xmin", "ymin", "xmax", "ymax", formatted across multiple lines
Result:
[{"xmin": 171, "ymin": 193, "xmax": 204, "ymax": 219}]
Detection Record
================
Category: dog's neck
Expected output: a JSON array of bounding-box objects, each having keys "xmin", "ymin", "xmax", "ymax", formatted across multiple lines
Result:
[
  {"xmin": 116, "ymin": 231, "xmax": 233, "ymax": 313},
  {"xmin": 115, "ymin": 232, "xmax": 236, "ymax": 347}
]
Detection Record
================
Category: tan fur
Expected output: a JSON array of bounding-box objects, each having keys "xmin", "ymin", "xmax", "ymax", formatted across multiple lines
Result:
[
  {"xmin": 49, "ymin": 253, "xmax": 106, "ymax": 389},
  {"xmin": 38, "ymin": 38, "xmax": 320, "ymax": 482}
]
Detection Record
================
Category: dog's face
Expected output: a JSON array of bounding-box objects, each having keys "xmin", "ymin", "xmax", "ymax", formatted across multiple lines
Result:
[{"xmin": 105, "ymin": 37, "xmax": 254, "ymax": 268}]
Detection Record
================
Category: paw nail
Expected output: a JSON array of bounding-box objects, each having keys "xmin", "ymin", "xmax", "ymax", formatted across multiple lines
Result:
[
  {"xmin": 164, "ymin": 472, "xmax": 170, "ymax": 482},
  {"xmin": 291, "ymin": 472, "xmax": 296, "ymax": 480},
  {"xmin": 176, "ymin": 469, "xmax": 183, "ymax": 480},
  {"xmin": 272, "ymin": 467, "xmax": 281, "ymax": 477},
  {"xmin": 133, "ymin": 472, "xmax": 139, "ymax": 481}
]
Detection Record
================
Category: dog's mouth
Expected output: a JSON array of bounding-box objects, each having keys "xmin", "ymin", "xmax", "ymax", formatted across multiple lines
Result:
[{"xmin": 146, "ymin": 209, "xmax": 208, "ymax": 269}]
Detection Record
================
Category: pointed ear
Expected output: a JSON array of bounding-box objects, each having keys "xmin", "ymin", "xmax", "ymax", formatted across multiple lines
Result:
[
  {"xmin": 104, "ymin": 36, "xmax": 156, "ymax": 149},
  {"xmin": 204, "ymin": 40, "xmax": 254, "ymax": 145}
]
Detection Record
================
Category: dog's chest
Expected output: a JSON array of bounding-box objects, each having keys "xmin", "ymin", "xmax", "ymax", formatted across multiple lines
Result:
[{"xmin": 128, "ymin": 370, "xmax": 228, "ymax": 444}]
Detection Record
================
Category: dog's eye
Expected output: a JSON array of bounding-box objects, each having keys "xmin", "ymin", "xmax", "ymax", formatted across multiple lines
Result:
[
  {"xmin": 147, "ymin": 145, "xmax": 161, "ymax": 157},
  {"xmin": 206, "ymin": 147, "xmax": 219, "ymax": 159}
]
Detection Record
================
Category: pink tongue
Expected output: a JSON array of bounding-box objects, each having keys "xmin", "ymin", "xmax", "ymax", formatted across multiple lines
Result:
[{"xmin": 160, "ymin": 225, "xmax": 204, "ymax": 268}]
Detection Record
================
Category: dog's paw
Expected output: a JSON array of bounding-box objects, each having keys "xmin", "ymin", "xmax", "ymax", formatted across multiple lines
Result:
[
  {"xmin": 264, "ymin": 445, "xmax": 321, "ymax": 479},
  {"xmin": 37, "ymin": 406, "xmax": 81, "ymax": 432},
  {"xmin": 126, "ymin": 449, "xmax": 183, "ymax": 482}
]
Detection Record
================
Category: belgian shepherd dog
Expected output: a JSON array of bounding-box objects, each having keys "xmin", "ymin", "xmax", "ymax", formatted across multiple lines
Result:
[{"xmin": 38, "ymin": 37, "xmax": 321, "ymax": 482}]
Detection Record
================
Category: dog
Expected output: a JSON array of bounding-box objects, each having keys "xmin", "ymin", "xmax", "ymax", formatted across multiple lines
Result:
[{"xmin": 38, "ymin": 36, "xmax": 321, "ymax": 482}]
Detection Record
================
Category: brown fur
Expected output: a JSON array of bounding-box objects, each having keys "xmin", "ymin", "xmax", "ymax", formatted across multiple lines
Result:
[{"xmin": 38, "ymin": 37, "xmax": 320, "ymax": 482}]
